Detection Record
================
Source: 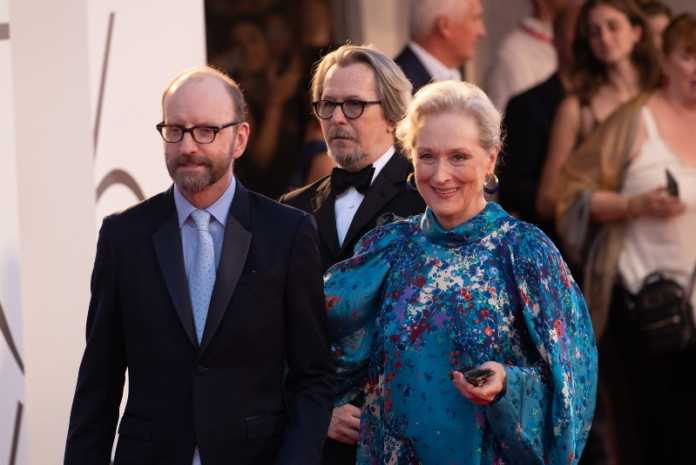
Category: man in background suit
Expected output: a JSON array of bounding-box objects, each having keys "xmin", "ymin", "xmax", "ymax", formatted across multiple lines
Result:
[
  {"xmin": 498, "ymin": 4, "xmax": 580, "ymax": 245},
  {"xmin": 394, "ymin": 0, "xmax": 486, "ymax": 93},
  {"xmin": 64, "ymin": 67, "xmax": 333, "ymax": 465},
  {"xmin": 280, "ymin": 44, "xmax": 425, "ymax": 465}
]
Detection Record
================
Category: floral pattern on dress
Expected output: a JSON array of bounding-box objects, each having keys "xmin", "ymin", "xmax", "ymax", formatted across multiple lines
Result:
[{"xmin": 325, "ymin": 202, "xmax": 597, "ymax": 465}]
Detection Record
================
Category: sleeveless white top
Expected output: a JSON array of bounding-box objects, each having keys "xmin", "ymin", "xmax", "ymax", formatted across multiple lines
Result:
[{"xmin": 618, "ymin": 107, "xmax": 696, "ymax": 310}]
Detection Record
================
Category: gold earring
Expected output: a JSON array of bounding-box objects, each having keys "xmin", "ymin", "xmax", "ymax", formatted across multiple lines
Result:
[{"xmin": 483, "ymin": 173, "xmax": 499, "ymax": 195}]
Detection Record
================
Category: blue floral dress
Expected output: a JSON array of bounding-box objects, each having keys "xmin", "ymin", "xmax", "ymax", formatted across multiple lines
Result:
[{"xmin": 325, "ymin": 202, "xmax": 597, "ymax": 465}]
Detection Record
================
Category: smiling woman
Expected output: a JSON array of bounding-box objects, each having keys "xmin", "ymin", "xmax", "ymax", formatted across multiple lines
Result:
[
  {"xmin": 397, "ymin": 81, "xmax": 501, "ymax": 228},
  {"xmin": 323, "ymin": 80, "xmax": 598, "ymax": 465}
]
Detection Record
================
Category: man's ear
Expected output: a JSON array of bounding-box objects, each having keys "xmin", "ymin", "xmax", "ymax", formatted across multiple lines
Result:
[
  {"xmin": 231, "ymin": 122, "xmax": 250, "ymax": 160},
  {"xmin": 435, "ymin": 15, "xmax": 451, "ymax": 38}
]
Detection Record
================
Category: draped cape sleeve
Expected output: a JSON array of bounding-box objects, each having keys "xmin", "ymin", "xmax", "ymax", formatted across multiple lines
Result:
[
  {"xmin": 324, "ymin": 221, "xmax": 411, "ymax": 406},
  {"xmin": 487, "ymin": 225, "xmax": 598, "ymax": 465}
]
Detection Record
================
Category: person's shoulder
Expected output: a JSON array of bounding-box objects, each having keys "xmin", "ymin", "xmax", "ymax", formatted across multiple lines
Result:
[
  {"xmin": 355, "ymin": 213, "xmax": 421, "ymax": 254},
  {"xmin": 495, "ymin": 22, "xmax": 543, "ymax": 63},
  {"xmin": 496, "ymin": 211, "xmax": 563, "ymax": 262},
  {"xmin": 508, "ymin": 74, "xmax": 559, "ymax": 108},
  {"xmin": 394, "ymin": 45, "xmax": 414, "ymax": 65},
  {"xmin": 279, "ymin": 175, "xmax": 329, "ymax": 207},
  {"xmin": 249, "ymin": 189, "xmax": 313, "ymax": 225},
  {"xmin": 100, "ymin": 190, "xmax": 172, "ymax": 235},
  {"xmin": 559, "ymin": 93, "xmax": 582, "ymax": 112}
]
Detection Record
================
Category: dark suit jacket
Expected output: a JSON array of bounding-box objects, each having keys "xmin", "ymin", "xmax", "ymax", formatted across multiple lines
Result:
[
  {"xmin": 280, "ymin": 152, "xmax": 425, "ymax": 465},
  {"xmin": 498, "ymin": 72, "xmax": 565, "ymax": 243},
  {"xmin": 394, "ymin": 45, "xmax": 433, "ymax": 94},
  {"xmin": 280, "ymin": 152, "xmax": 425, "ymax": 274},
  {"xmin": 64, "ymin": 183, "xmax": 334, "ymax": 465}
]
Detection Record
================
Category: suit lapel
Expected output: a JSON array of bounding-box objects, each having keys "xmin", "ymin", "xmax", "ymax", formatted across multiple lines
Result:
[
  {"xmin": 340, "ymin": 153, "xmax": 411, "ymax": 253},
  {"xmin": 199, "ymin": 184, "xmax": 252, "ymax": 354},
  {"xmin": 152, "ymin": 193, "xmax": 198, "ymax": 349},
  {"xmin": 311, "ymin": 177, "xmax": 340, "ymax": 257}
]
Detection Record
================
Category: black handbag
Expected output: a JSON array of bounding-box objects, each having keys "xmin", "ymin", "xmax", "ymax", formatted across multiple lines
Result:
[{"xmin": 628, "ymin": 264, "xmax": 696, "ymax": 355}]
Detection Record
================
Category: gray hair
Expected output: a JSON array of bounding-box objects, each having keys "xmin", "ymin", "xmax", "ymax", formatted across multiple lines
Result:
[
  {"xmin": 409, "ymin": 0, "xmax": 467, "ymax": 39},
  {"xmin": 310, "ymin": 44, "xmax": 412, "ymax": 125},
  {"xmin": 162, "ymin": 66, "xmax": 248, "ymax": 122},
  {"xmin": 396, "ymin": 80, "xmax": 503, "ymax": 159}
]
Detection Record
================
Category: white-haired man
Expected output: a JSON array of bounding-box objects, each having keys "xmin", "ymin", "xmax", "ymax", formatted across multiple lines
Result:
[{"xmin": 394, "ymin": 0, "xmax": 486, "ymax": 93}]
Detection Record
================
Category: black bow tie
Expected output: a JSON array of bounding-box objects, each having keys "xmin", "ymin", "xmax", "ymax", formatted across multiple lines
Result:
[{"xmin": 330, "ymin": 165, "xmax": 375, "ymax": 195}]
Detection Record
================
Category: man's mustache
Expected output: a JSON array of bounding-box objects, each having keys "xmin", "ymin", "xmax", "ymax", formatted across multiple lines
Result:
[
  {"xmin": 173, "ymin": 154, "xmax": 212, "ymax": 168},
  {"xmin": 329, "ymin": 128, "xmax": 356, "ymax": 141}
]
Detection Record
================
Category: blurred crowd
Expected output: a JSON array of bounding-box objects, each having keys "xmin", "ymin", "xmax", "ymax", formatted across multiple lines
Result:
[
  {"xmin": 204, "ymin": 0, "xmax": 696, "ymax": 464},
  {"xmin": 499, "ymin": 2, "xmax": 696, "ymax": 465},
  {"xmin": 206, "ymin": 0, "xmax": 337, "ymax": 198}
]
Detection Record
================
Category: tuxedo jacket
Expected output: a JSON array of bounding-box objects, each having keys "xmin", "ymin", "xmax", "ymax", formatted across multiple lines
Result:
[
  {"xmin": 498, "ymin": 72, "xmax": 565, "ymax": 243},
  {"xmin": 64, "ymin": 183, "xmax": 334, "ymax": 465},
  {"xmin": 394, "ymin": 45, "xmax": 433, "ymax": 94},
  {"xmin": 280, "ymin": 153, "xmax": 425, "ymax": 274}
]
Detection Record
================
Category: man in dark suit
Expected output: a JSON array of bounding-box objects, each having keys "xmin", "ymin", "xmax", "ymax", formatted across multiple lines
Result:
[
  {"xmin": 498, "ymin": 4, "xmax": 579, "ymax": 244},
  {"xmin": 280, "ymin": 44, "xmax": 425, "ymax": 465},
  {"xmin": 64, "ymin": 67, "xmax": 334, "ymax": 465},
  {"xmin": 394, "ymin": 0, "xmax": 486, "ymax": 93}
]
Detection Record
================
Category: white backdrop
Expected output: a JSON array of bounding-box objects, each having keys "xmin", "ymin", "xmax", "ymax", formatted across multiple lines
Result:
[
  {"xmin": 0, "ymin": 1, "xmax": 25, "ymax": 464},
  {"xmin": 4, "ymin": 0, "xmax": 205, "ymax": 464},
  {"xmin": 88, "ymin": 0, "xmax": 207, "ymax": 225}
]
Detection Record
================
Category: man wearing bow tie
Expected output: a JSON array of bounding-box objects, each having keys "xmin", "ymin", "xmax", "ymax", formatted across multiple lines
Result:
[{"xmin": 280, "ymin": 44, "xmax": 425, "ymax": 465}]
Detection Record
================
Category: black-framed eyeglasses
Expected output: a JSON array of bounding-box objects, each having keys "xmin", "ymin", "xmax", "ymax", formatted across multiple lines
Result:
[
  {"xmin": 312, "ymin": 99, "xmax": 382, "ymax": 120},
  {"xmin": 155, "ymin": 121, "xmax": 242, "ymax": 144}
]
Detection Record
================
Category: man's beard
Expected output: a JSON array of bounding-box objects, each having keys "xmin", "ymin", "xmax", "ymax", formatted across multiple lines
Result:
[
  {"xmin": 166, "ymin": 153, "xmax": 231, "ymax": 193},
  {"xmin": 327, "ymin": 127, "xmax": 366, "ymax": 170}
]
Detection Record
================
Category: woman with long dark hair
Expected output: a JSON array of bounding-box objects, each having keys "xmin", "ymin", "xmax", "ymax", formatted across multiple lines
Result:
[
  {"xmin": 537, "ymin": 0, "xmax": 660, "ymax": 221},
  {"xmin": 557, "ymin": 14, "xmax": 696, "ymax": 464}
]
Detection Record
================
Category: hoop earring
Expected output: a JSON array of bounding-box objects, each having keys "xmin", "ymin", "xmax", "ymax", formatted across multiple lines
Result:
[
  {"xmin": 483, "ymin": 173, "xmax": 499, "ymax": 195},
  {"xmin": 406, "ymin": 172, "xmax": 418, "ymax": 191}
]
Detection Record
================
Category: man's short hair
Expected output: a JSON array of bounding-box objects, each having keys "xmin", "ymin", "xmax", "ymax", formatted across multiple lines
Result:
[
  {"xmin": 161, "ymin": 66, "xmax": 248, "ymax": 121},
  {"xmin": 409, "ymin": 0, "xmax": 466, "ymax": 39},
  {"xmin": 310, "ymin": 44, "xmax": 412, "ymax": 125}
]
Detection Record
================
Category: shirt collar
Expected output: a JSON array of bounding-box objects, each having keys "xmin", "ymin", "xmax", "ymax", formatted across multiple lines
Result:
[
  {"xmin": 173, "ymin": 177, "xmax": 237, "ymax": 228},
  {"xmin": 370, "ymin": 146, "xmax": 395, "ymax": 184},
  {"xmin": 519, "ymin": 16, "xmax": 553, "ymax": 43},
  {"xmin": 408, "ymin": 41, "xmax": 462, "ymax": 82}
]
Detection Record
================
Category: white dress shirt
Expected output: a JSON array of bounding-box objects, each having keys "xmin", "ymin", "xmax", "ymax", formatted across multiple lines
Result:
[
  {"xmin": 335, "ymin": 146, "xmax": 395, "ymax": 246},
  {"xmin": 485, "ymin": 17, "xmax": 556, "ymax": 112},
  {"xmin": 408, "ymin": 41, "xmax": 462, "ymax": 82}
]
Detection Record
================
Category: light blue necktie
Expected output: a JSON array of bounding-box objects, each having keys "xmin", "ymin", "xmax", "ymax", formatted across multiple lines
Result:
[{"xmin": 189, "ymin": 209, "xmax": 215, "ymax": 343}]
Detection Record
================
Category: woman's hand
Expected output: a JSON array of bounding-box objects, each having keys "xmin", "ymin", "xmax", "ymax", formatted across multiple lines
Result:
[
  {"xmin": 628, "ymin": 187, "xmax": 686, "ymax": 219},
  {"xmin": 327, "ymin": 404, "xmax": 361, "ymax": 445},
  {"xmin": 451, "ymin": 361, "xmax": 507, "ymax": 406},
  {"xmin": 266, "ymin": 54, "xmax": 303, "ymax": 107}
]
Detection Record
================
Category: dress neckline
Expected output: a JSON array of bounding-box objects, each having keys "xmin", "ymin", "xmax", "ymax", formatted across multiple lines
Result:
[{"xmin": 420, "ymin": 202, "xmax": 507, "ymax": 247}]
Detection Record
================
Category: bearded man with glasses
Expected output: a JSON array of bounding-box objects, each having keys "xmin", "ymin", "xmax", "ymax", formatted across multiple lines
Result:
[
  {"xmin": 280, "ymin": 44, "xmax": 425, "ymax": 465},
  {"xmin": 64, "ymin": 66, "xmax": 334, "ymax": 465}
]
